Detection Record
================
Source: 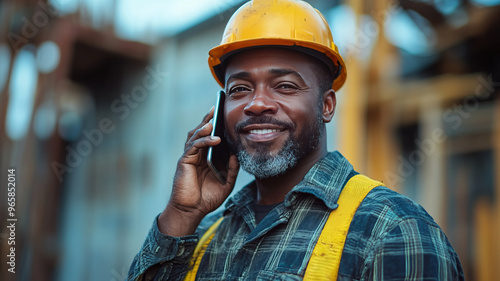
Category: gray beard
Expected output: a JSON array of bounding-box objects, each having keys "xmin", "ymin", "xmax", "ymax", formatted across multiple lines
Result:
[
  {"xmin": 236, "ymin": 137, "xmax": 299, "ymax": 179},
  {"xmin": 226, "ymin": 103, "xmax": 325, "ymax": 179}
]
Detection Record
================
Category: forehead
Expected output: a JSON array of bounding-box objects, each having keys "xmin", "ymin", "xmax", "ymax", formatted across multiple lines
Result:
[{"xmin": 224, "ymin": 47, "xmax": 319, "ymax": 80}]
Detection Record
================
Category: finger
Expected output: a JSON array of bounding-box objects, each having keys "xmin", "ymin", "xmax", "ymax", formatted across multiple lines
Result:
[
  {"xmin": 186, "ymin": 106, "xmax": 215, "ymax": 141},
  {"xmin": 185, "ymin": 121, "xmax": 214, "ymax": 150},
  {"xmin": 182, "ymin": 136, "xmax": 221, "ymax": 163}
]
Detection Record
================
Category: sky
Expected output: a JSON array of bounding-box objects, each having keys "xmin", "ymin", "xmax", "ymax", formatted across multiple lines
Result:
[
  {"xmin": 46, "ymin": 0, "xmax": 500, "ymax": 48},
  {"xmin": 50, "ymin": 0, "xmax": 246, "ymax": 43}
]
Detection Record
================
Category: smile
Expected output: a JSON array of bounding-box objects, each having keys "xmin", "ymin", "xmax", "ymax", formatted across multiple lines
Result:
[
  {"xmin": 241, "ymin": 124, "xmax": 286, "ymax": 142},
  {"xmin": 249, "ymin": 129, "xmax": 280, "ymax": 134}
]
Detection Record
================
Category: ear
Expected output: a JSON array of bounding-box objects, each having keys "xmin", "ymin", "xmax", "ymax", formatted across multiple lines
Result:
[{"xmin": 322, "ymin": 89, "xmax": 336, "ymax": 123}]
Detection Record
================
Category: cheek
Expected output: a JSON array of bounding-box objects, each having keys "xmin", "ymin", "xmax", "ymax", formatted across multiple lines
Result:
[
  {"xmin": 224, "ymin": 101, "xmax": 244, "ymax": 133},
  {"xmin": 293, "ymin": 108, "xmax": 321, "ymax": 137},
  {"xmin": 281, "ymin": 99, "xmax": 317, "ymax": 122}
]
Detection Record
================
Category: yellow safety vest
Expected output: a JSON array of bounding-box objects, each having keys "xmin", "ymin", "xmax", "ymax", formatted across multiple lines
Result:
[{"xmin": 184, "ymin": 174, "xmax": 383, "ymax": 281}]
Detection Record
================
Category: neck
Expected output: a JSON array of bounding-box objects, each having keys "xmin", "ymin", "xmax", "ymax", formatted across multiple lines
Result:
[{"xmin": 254, "ymin": 144, "xmax": 328, "ymax": 205}]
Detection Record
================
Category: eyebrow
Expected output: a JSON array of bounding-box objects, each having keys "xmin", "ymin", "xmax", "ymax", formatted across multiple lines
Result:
[
  {"xmin": 268, "ymin": 68, "xmax": 306, "ymax": 84},
  {"xmin": 226, "ymin": 68, "xmax": 307, "ymax": 84},
  {"xmin": 226, "ymin": 71, "xmax": 251, "ymax": 84}
]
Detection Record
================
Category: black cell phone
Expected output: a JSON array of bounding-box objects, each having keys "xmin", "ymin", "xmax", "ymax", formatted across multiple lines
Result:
[{"xmin": 207, "ymin": 90, "xmax": 231, "ymax": 184}]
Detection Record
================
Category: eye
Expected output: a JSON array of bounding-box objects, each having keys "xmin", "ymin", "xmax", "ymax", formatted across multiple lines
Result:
[
  {"xmin": 228, "ymin": 86, "xmax": 251, "ymax": 95},
  {"xmin": 275, "ymin": 83, "xmax": 298, "ymax": 92}
]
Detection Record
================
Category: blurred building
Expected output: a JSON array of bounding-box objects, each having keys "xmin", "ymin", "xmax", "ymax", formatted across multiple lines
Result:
[{"xmin": 0, "ymin": 0, "xmax": 499, "ymax": 281}]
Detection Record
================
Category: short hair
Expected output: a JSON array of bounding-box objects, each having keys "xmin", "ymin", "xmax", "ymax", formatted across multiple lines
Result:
[{"xmin": 309, "ymin": 55, "xmax": 335, "ymax": 97}]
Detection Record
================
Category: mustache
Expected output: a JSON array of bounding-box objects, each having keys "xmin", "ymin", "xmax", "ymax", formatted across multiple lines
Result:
[{"xmin": 234, "ymin": 116, "xmax": 295, "ymax": 132}]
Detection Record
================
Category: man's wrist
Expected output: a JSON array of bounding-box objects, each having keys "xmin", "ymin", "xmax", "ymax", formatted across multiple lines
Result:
[{"xmin": 158, "ymin": 204, "xmax": 204, "ymax": 237}]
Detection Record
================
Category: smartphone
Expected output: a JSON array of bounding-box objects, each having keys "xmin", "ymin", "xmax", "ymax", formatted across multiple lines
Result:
[{"xmin": 207, "ymin": 90, "xmax": 231, "ymax": 184}]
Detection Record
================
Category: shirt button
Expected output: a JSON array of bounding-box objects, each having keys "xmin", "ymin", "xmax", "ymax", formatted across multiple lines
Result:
[{"xmin": 177, "ymin": 245, "xmax": 185, "ymax": 257}]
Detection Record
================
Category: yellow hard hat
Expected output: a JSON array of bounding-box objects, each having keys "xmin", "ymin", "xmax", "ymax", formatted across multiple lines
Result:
[{"xmin": 208, "ymin": 0, "xmax": 347, "ymax": 91}]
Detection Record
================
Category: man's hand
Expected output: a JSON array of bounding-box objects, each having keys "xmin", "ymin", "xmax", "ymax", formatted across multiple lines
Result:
[{"xmin": 158, "ymin": 107, "xmax": 239, "ymax": 237}]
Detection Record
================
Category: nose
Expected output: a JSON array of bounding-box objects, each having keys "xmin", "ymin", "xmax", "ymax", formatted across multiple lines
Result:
[{"xmin": 243, "ymin": 88, "xmax": 278, "ymax": 116}]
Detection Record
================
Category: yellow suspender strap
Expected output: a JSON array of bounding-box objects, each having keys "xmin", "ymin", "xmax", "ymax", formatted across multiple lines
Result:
[
  {"xmin": 303, "ymin": 174, "xmax": 383, "ymax": 281},
  {"xmin": 183, "ymin": 217, "xmax": 224, "ymax": 281}
]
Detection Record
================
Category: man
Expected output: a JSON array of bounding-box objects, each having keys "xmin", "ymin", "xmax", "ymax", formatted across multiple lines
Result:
[{"xmin": 128, "ymin": 0, "xmax": 464, "ymax": 280}]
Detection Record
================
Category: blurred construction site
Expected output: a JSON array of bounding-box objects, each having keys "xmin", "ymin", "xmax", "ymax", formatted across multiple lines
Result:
[{"xmin": 0, "ymin": 0, "xmax": 499, "ymax": 280}]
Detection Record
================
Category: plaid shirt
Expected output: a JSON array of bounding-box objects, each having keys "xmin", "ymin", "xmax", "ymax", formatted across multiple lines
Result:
[{"xmin": 128, "ymin": 151, "xmax": 464, "ymax": 280}]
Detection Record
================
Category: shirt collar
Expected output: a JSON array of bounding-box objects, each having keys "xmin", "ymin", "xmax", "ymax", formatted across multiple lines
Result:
[
  {"xmin": 285, "ymin": 151, "xmax": 354, "ymax": 210},
  {"xmin": 225, "ymin": 181, "xmax": 257, "ymax": 214},
  {"xmin": 225, "ymin": 151, "xmax": 354, "ymax": 213}
]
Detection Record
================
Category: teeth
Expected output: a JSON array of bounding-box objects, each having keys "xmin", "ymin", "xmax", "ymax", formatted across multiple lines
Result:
[{"xmin": 249, "ymin": 129, "xmax": 279, "ymax": 134}]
